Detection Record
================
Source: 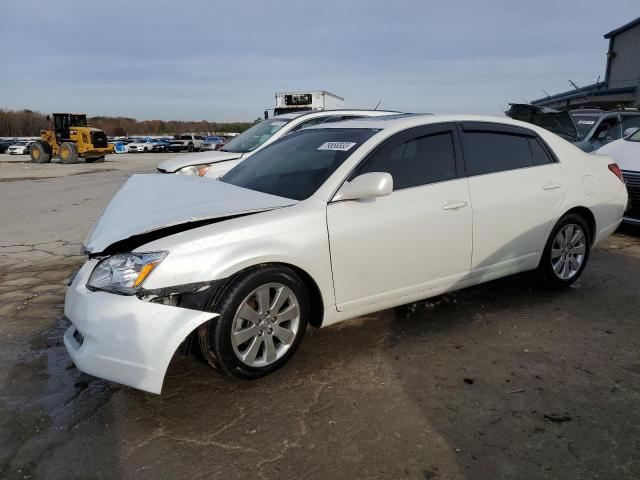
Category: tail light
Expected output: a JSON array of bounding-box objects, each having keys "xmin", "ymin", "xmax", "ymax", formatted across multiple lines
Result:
[{"xmin": 608, "ymin": 163, "xmax": 624, "ymax": 182}]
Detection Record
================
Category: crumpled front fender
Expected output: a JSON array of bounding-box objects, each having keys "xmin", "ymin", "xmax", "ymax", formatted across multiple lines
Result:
[{"xmin": 64, "ymin": 260, "xmax": 217, "ymax": 394}]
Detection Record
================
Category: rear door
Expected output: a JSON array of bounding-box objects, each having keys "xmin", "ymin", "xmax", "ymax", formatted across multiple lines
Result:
[
  {"xmin": 327, "ymin": 123, "xmax": 472, "ymax": 311},
  {"xmin": 459, "ymin": 122, "xmax": 565, "ymax": 278}
]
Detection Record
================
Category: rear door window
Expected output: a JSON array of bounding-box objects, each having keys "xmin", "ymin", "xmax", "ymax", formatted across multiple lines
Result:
[{"xmin": 462, "ymin": 131, "xmax": 533, "ymax": 176}]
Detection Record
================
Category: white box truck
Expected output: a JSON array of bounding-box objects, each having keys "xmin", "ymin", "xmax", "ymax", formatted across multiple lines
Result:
[{"xmin": 274, "ymin": 91, "xmax": 344, "ymax": 116}]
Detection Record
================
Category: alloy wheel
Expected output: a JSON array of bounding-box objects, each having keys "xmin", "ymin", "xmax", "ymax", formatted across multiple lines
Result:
[
  {"xmin": 551, "ymin": 223, "xmax": 587, "ymax": 280},
  {"xmin": 231, "ymin": 283, "xmax": 300, "ymax": 367}
]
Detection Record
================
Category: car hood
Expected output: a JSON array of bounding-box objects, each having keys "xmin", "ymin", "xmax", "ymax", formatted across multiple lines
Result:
[
  {"xmin": 157, "ymin": 150, "xmax": 244, "ymax": 172},
  {"xmin": 84, "ymin": 174, "xmax": 297, "ymax": 253},
  {"xmin": 506, "ymin": 103, "xmax": 579, "ymax": 142}
]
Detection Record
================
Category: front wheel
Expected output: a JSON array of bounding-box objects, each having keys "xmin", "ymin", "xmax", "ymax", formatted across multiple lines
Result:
[
  {"xmin": 197, "ymin": 266, "xmax": 309, "ymax": 379},
  {"xmin": 59, "ymin": 142, "xmax": 79, "ymax": 164},
  {"xmin": 187, "ymin": 143, "xmax": 194, "ymax": 152},
  {"xmin": 536, "ymin": 213, "xmax": 590, "ymax": 288}
]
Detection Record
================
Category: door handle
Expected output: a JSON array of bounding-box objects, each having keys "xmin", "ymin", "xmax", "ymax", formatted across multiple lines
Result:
[
  {"xmin": 442, "ymin": 200, "xmax": 468, "ymax": 210},
  {"xmin": 543, "ymin": 181, "xmax": 561, "ymax": 191}
]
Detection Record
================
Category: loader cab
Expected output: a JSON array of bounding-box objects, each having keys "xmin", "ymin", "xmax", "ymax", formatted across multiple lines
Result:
[{"xmin": 52, "ymin": 113, "xmax": 87, "ymax": 140}]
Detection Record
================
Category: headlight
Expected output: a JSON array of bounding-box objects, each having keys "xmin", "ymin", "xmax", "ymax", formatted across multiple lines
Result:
[
  {"xmin": 87, "ymin": 251, "xmax": 167, "ymax": 294},
  {"xmin": 177, "ymin": 165, "xmax": 211, "ymax": 177}
]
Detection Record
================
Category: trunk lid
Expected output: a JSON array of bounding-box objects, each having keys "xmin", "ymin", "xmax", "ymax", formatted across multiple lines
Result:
[{"xmin": 506, "ymin": 103, "xmax": 579, "ymax": 142}]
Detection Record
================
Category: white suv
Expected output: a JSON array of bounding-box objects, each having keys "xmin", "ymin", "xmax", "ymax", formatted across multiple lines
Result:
[{"xmin": 157, "ymin": 110, "xmax": 398, "ymax": 177}]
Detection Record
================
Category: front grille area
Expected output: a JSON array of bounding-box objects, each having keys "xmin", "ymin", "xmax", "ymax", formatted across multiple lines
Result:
[
  {"xmin": 90, "ymin": 131, "xmax": 108, "ymax": 148},
  {"xmin": 622, "ymin": 170, "xmax": 640, "ymax": 219}
]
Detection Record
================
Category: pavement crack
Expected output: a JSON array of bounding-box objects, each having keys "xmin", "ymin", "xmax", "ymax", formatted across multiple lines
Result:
[{"xmin": 256, "ymin": 376, "xmax": 330, "ymax": 480}]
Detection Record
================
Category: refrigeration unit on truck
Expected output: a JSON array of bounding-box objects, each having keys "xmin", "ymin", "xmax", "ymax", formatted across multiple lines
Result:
[{"xmin": 274, "ymin": 91, "xmax": 344, "ymax": 116}]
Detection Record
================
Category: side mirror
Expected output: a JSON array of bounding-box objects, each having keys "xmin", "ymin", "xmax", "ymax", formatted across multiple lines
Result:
[
  {"xmin": 624, "ymin": 127, "xmax": 639, "ymax": 137},
  {"xmin": 333, "ymin": 172, "xmax": 393, "ymax": 202}
]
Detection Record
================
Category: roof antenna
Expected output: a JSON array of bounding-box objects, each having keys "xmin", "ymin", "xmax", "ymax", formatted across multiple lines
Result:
[
  {"xmin": 374, "ymin": 99, "xmax": 382, "ymax": 110},
  {"xmin": 569, "ymin": 80, "xmax": 579, "ymax": 90},
  {"xmin": 542, "ymin": 90, "xmax": 550, "ymax": 98}
]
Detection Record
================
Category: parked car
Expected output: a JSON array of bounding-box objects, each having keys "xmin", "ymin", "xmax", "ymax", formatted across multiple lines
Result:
[
  {"xmin": 506, "ymin": 104, "xmax": 579, "ymax": 143},
  {"xmin": 572, "ymin": 111, "xmax": 640, "ymax": 152},
  {"xmin": 506, "ymin": 105, "xmax": 640, "ymax": 153},
  {"xmin": 595, "ymin": 127, "xmax": 640, "ymax": 224},
  {"xmin": 157, "ymin": 110, "xmax": 399, "ymax": 177},
  {"xmin": 169, "ymin": 134, "xmax": 204, "ymax": 152},
  {"xmin": 0, "ymin": 139, "xmax": 14, "ymax": 153},
  {"xmin": 7, "ymin": 141, "xmax": 34, "ymax": 155},
  {"xmin": 201, "ymin": 136, "xmax": 227, "ymax": 151},
  {"xmin": 151, "ymin": 138, "xmax": 172, "ymax": 153},
  {"xmin": 128, "ymin": 138, "xmax": 155, "ymax": 153},
  {"xmin": 64, "ymin": 114, "xmax": 627, "ymax": 394}
]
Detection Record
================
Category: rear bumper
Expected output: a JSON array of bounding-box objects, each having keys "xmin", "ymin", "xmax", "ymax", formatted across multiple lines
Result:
[{"xmin": 64, "ymin": 261, "xmax": 215, "ymax": 394}]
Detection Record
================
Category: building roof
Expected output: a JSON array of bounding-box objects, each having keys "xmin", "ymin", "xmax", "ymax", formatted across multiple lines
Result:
[{"xmin": 604, "ymin": 16, "xmax": 640, "ymax": 39}]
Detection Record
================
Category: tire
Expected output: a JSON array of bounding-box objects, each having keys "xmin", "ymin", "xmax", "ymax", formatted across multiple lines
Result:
[
  {"xmin": 197, "ymin": 266, "xmax": 309, "ymax": 379},
  {"xmin": 59, "ymin": 142, "xmax": 79, "ymax": 164},
  {"xmin": 144, "ymin": 147, "xmax": 148, "ymax": 153},
  {"xmin": 536, "ymin": 213, "xmax": 591, "ymax": 288},
  {"xmin": 30, "ymin": 142, "xmax": 51, "ymax": 163},
  {"xmin": 187, "ymin": 143, "xmax": 194, "ymax": 152}
]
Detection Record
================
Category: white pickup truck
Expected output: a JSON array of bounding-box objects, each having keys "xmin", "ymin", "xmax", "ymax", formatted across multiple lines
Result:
[{"xmin": 169, "ymin": 134, "xmax": 204, "ymax": 152}]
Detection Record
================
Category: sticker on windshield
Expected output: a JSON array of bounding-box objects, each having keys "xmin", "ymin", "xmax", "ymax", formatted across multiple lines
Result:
[{"xmin": 317, "ymin": 141, "xmax": 357, "ymax": 151}]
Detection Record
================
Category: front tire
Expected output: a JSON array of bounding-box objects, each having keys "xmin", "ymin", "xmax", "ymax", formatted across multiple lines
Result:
[
  {"xmin": 537, "ymin": 213, "xmax": 590, "ymax": 288},
  {"xmin": 197, "ymin": 266, "xmax": 309, "ymax": 379},
  {"xmin": 59, "ymin": 142, "xmax": 79, "ymax": 164},
  {"xmin": 187, "ymin": 143, "xmax": 194, "ymax": 152}
]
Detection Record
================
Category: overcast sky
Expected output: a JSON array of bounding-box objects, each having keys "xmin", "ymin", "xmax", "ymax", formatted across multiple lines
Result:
[{"xmin": 1, "ymin": 0, "xmax": 638, "ymax": 121}]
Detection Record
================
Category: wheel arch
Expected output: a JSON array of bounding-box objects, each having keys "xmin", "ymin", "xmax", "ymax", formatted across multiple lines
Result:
[
  {"xmin": 561, "ymin": 206, "xmax": 596, "ymax": 245},
  {"xmin": 215, "ymin": 262, "xmax": 325, "ymax": 329}
]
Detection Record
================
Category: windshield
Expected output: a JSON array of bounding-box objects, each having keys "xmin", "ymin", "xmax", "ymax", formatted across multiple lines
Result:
[
  {"xmin": 572, "ymin": 115, "xmax": 599, "ymax": 140},
  {"xmin": 14, "ymin": 141, "xmax": 27, "ymax": 146},
  {"xmin": 627, "ymin": 129, "xmax": 640, "ymax": 142},
  {"xmin": 222, "ymin": 118, "xmax": 291, "ymax": 153},
  {"xmin": 221, "ymin": 128, "xmax": 379, "ymax": 200}
]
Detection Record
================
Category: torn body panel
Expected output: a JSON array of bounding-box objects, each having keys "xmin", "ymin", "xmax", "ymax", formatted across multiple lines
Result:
[
  {"xmin": 84, "ymin": 174, "xmax": 297, "ymax": 254},
  {"xmin": 64, "ymin": 260, "xmax": 217, "ymax": 394}
]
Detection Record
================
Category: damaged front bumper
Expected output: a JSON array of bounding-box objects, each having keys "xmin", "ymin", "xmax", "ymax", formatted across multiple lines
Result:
[{"xmin": 63, "ymin": 260, "xmax": 217, "ymax": 394}]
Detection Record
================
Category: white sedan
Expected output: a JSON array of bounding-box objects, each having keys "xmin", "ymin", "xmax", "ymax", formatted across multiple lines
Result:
[
  {"xmin": 64, "ymin": 114, "xmax": 627, "ymax": 394},
  {"xmin": 595, "ymin": 128, "xmax": 640, "ymax": 224},
  {"xmin": 156, "ymin": 109, "xmax": 398, "ymax": 177},
  {"xmin": 127, "ymin": 139, "xmax": 155, "ymax": 153},
  {"xmin": 7, "ymin": 141, "xmax": 34, "ymax": 155}
]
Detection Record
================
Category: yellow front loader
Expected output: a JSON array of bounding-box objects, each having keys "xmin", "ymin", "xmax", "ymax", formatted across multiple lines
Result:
[{"xmin": 30, "ymin": 113, "xmax": 114, "ymax": 164}]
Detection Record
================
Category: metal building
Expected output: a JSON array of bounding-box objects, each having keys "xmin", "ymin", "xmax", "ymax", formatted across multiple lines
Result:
[{"xmin": 531, "ymin": 16, "xmax": 640, "ymax": 110}]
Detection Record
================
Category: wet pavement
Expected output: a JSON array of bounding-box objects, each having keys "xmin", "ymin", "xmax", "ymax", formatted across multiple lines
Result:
[{"xmin": 1, "ymin": 156, "xmax": 640, "ymax": 479}]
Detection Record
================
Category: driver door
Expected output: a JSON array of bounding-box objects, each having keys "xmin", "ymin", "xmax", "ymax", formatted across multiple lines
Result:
[{"xmin": 327, "ymin": 124, "xmax": 472, "ymax": 312}]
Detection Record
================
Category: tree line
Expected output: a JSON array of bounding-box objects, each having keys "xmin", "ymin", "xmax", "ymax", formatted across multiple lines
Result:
[{"xmin": 0, "ymin": 109, "xmax": 261, "ymax": 137}]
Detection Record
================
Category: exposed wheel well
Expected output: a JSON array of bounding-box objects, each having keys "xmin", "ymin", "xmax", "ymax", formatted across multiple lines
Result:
[
  {"xmin": 563, "ymin": 207, "xmax": 596, "ymax": 245},
  {"xmin": 218, "ymin": 263, "xmax": 325, "ymax": 328}
]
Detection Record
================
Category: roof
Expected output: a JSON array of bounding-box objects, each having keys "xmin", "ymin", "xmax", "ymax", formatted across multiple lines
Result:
[
  {"xmin": 531, "ymin": 81, "xmax": 637, "ymax": 106},
  {"xmin": 308, "ymin": 114, "xmax": 544, "ymax": 133},
  {"xmin": 604, "ymin": 16, "xmax": 640, "ymax": 39},
  {"xmin": 275, "ymin": 91, "xmax": 345, "ymax": 101},
  {"xmin": 273, "ymin": 109, "xmax": 400, "ymax": 120}
]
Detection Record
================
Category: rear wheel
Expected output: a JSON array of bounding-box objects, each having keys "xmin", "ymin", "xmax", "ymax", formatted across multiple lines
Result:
[
  {"xmin": 537, "ymin": 213, "xmax": 590, "ymax": 288},
  {"xmin": 30, "ymin": 142, "xmax": 51, "ymax": 163},
  {"xmin": 59, "ymin": 142, "xmax": 79, "ymax": 164},
  {"xmin": 187, "ymin": 143, "xmax": 194, "ymax": 152},
  {"xmin": 197, "ymin": 266, "xmax": 309, "ymax": 379}
]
